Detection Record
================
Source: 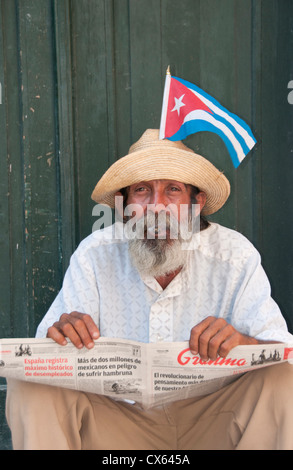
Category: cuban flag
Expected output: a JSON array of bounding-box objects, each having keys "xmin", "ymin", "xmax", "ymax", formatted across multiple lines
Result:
[{"xmin": 159, "ymin": 72, "xmax": 256, "ymax": 168}]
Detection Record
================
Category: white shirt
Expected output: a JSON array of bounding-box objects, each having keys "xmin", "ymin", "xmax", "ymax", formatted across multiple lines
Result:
[{"xmin": 36, "ymin": 222, "xmax": 293, "ymax": 343}]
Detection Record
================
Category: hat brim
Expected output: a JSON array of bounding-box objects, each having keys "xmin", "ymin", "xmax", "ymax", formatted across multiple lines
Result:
[{"xmin": 91, "ymin": 146, "xmax": 230, "ymax": 216}]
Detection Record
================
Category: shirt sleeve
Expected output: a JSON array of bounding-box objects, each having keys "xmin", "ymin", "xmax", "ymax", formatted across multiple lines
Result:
[
  {"xmin": 231, "ymin": 249, "xmax": 293, "ymax": 343},
  {"xmin": 35, "ymin": 245, "xmax": 100, "ymax": 338}
]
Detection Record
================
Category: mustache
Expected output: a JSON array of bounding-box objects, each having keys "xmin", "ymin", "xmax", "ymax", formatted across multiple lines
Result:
[
  {"xmin": 124, "ymin": 210, "xmax": 195, "ymax": 240},
  {"xmin": 141, "ymin": 212, "xmax": 176, "ymax": 238},
  {"xmin": 124, "ymin": 211, "xmax": 176, "ymax": 240}
]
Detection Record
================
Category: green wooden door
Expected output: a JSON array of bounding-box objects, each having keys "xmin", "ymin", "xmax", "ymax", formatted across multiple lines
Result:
[{"xmin": 1, "ymin": 0, "xmax": 293, "ymax": 450}]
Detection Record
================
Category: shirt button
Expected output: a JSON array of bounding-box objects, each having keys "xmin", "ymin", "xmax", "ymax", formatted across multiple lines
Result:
[{"xmin": 156, "ymin": 334, "xmax": 164, "ymax": 342}]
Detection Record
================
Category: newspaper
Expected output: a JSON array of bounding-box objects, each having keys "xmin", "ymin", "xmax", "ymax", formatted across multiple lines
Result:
[{"xmin": 1, "ymin": 337, "xmax": 293, "ymax": 408}]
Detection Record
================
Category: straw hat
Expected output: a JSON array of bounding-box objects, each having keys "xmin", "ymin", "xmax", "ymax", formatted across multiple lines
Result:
[{"xmin": 91, "ymin": 129, "xmax": 230, "ymax": 215}]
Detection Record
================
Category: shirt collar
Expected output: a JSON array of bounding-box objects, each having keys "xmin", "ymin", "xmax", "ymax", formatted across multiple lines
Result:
[{"xmin": 140, "ymin": 251, "xmax": 192, "ymax": 298}]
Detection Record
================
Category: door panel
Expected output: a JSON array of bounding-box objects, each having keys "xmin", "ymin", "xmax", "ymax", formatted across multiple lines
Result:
[{"xmin": 0, "ymin": 0, "xmax": 292, "ymax": 449}]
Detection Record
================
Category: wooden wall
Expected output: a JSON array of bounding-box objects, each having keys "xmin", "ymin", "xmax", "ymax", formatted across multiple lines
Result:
[{"xmin": 0, "ymin": 0, "xmax": 293, "ymax": 449}]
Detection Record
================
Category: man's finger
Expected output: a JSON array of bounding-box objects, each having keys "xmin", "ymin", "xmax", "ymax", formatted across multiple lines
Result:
[
  {"xmin": 47, "ymin": 312, "xmax": 100, "ymax": 349},
  {"xmin": 205, "ymin": 324, "xmax": 236, "ymax": 360},
  {"xmin": 71, "ymin": 312, "xmax": 100, "ymax": 340},
  {"xmin": 66, "ymin": 312, "xmax": 99, "ymax": 348},
  {"xmin": 47, "ymin": 325, "xmax": 68, "ymax": 346},
  {"xmin": 189, "ymin": 316, "xmax": 220, "ymax": 356}
]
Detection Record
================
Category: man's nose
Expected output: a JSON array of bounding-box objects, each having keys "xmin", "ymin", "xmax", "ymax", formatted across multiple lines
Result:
[{"xmin": 148, "ymin": 190, "xmax": 167, "ymax": 212}]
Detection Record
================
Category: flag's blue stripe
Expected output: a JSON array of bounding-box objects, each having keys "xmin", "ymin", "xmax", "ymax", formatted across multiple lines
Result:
[
  {"xmin": 206, "ymin": 111, "xmax": 251, "ymax": 155},
  {"xmin": 167, "ymin": 120, "xmax": 242, "ymax": 168},
  {"xmin": 173, "ymin": 76, "xmax": 256, "ymax": 143}
]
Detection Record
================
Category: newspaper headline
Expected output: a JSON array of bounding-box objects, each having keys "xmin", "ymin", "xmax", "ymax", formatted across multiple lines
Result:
[{"xmin": 1, "ymin": 337, "xmax": 293, "ymax": 408}]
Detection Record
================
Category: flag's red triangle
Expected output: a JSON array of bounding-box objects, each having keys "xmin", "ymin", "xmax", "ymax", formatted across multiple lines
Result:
[{"xmin": 165, "ymin": 78, "xmax": 212, "ymax": 137}]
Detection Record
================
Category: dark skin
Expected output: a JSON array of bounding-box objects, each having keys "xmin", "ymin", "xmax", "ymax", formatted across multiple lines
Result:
[
  {"xmin": 47, "ymin": 180, "xmax": 279, "ymax": 359},
  {"xmin": 47, "ymin": 311, "xmax": 276, "ymax": 361}
]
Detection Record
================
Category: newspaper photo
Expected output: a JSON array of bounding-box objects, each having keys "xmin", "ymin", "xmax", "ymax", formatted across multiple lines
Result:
[{"xmin": 1, "ymin": 337, "xmax": 293, "ymax": 408}]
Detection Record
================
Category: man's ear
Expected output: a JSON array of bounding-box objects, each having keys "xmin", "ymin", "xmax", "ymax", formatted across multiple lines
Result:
[
  {"xmin": 194, "ymin": 191, "xmax": 207, "ymax": 215},
  {"xmin": 114, "ymin": 191, "xmax": 124, "ymax": 218}
]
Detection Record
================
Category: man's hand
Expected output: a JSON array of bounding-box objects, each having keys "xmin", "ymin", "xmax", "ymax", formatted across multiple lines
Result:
[
  {"xmin": 189, "ymin": 316, "xmax": 258, "ymax": 361},
  {"xmin": 47, "ymin": 311, "xmax": 100, "ymax": 349}
]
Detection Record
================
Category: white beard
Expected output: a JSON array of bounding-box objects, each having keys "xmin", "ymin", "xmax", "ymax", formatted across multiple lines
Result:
[
  {"xmin": 128, "ymin": 237, "xmax": 189, "ymax": 277},
  {"xmin": 126, "ymin": 211, "xmax": 192, "ymax": 277}
]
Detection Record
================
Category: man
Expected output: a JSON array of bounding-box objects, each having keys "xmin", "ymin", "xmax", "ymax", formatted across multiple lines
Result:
[{"xmin": 6, "ymin": 129, "xmax": 293, "ymax": 450}]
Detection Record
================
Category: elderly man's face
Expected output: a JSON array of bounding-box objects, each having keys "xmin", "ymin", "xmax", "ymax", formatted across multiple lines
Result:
[
  {"xmin": 117, "ymin": 180, "xmax": 206, "ymax": 278},
  {"xmin": 124, "ymin": 180, "xmax": 206, "ymax": 239}
]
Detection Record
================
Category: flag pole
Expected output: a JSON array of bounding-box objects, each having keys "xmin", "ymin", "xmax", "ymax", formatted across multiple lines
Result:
[{"xmin": 159, "ymin": 66, "xmax": 171, "ymax": 139}]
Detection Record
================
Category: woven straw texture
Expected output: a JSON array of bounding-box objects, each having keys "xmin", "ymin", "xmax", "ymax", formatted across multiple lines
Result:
[{"xmin": 91, "ymin": 129, "xmax": 230, "ymax": 215}]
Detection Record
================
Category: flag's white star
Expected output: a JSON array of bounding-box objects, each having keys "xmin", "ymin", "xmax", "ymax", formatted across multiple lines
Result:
[{"xmin": 171, "ymin": 94, "xmax": 186, "ymax": 116}]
